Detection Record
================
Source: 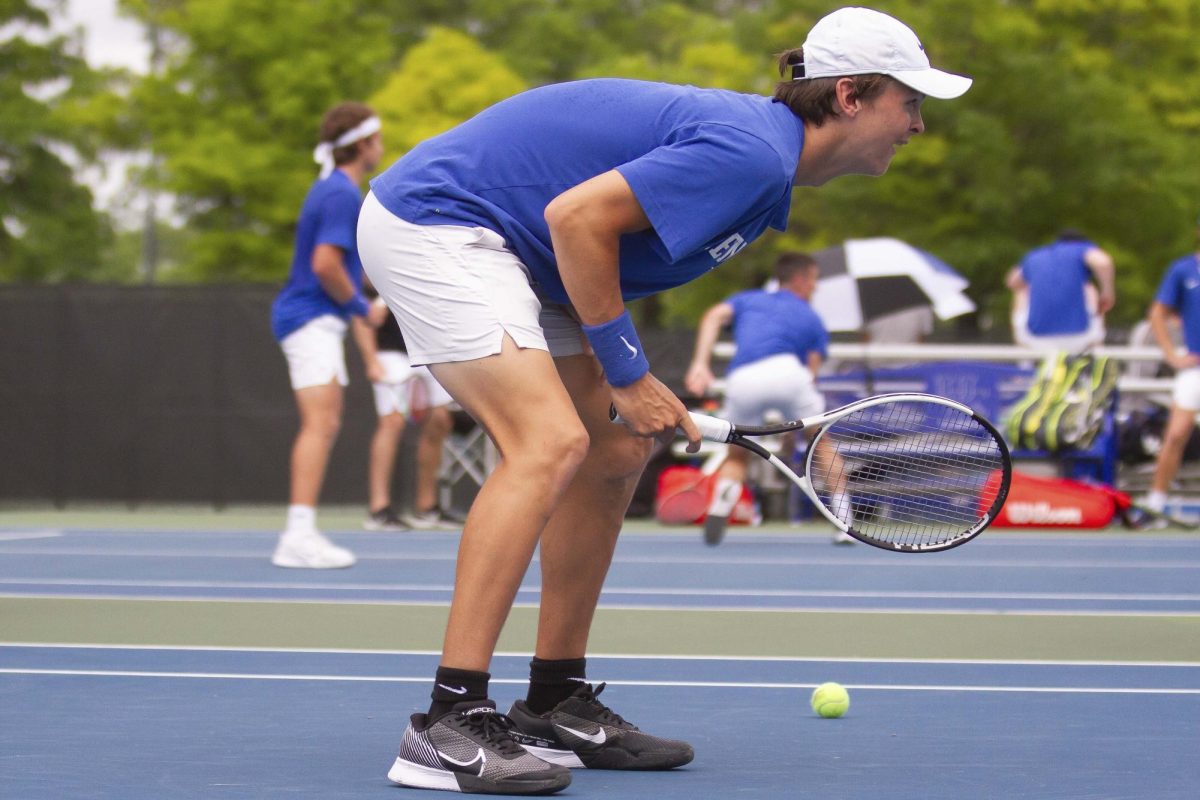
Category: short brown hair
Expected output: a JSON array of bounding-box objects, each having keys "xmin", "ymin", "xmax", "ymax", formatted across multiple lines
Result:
[
  {"xmin": 774, "ymin": 251, "xmax": 818, "ymax": 283},
  {"xmin": 772, "ymin": 47, "xmax": 893, "ymax": 125},
  {"xmin": 318, "ymin": 101, "xmax": 375, "ymax": 166}
]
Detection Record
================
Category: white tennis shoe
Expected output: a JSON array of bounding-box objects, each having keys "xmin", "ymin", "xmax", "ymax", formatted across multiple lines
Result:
[{"xmin": 271, "ymin": 529, "xmax": 356, "ymax": 569}]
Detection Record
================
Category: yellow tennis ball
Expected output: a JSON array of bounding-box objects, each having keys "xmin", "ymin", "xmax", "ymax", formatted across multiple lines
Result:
[{"xmin": 811, "ymin": 682, "xmax": 850, "ymax": 718}]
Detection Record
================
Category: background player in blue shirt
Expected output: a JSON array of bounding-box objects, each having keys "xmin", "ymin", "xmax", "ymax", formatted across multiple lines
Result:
[
  {"xmin": 1144, "ymin": 215, "xmax": 1200, "ymax": 516},
  {"xmin": 684, "ymin": 253, "xmax": 852, "ymax": 546},
  {"xmin": 359, "ymin": 8, "xmax": 971, "ymax": 794},
  {"xmin": 1006, "ymin": 229, "xmax": 1116, "ymax": 353},
  {"xmin": 270, "ymin": 102, "xmax": 387, "ymax": 570}
]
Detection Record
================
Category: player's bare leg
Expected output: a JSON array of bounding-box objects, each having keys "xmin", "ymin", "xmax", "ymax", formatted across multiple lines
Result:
[
  {"xmin": 705, "ymin": 446, "xmax": 750, "ymax": 546},
  {"xmin": 413, "ymin": 404, "xmax": 452, "ymax": 516},
  {"xmin": 273, "ymin": 380, "xmax": 356, "ymax": 568},
  {"xmin": 498, "ymin": 353, "xmax": 693, "ymax": 773},
  {"xmin": 428, "ymin": 337, "xmax": 590, "ymax": 671},
  {"xmin": 533, "ymin": 354, "xmax": 654, "ymax": 659},
  {"xmin": 290, "ymin": 380, "xmax": 343, "ymax": 506},
  {"xmin": 809, "ymin": 433, "xmax": 855, "ymax": 543},
  {"xmin": 367, "ymin": 410, "xmax": 405, "ymax": 516}
]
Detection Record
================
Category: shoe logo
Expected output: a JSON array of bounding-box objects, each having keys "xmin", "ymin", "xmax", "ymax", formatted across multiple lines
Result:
[
  {"xmin": 619, "ymin": 335, "xmax": 638, "ymax": 359},
  {"xmin": 437, "ymin": 747, "xmax": 486, "ymax": 777},
  {"xmin": 437, "ymin": 684, "xmax": 468, "ymax": 695},
  {"xmin": 555, "ymin": 723, "xmax": 607, "ymax": 744}
]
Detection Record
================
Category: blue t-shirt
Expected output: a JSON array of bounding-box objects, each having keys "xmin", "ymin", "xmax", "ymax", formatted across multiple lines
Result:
[
  {"xmin": 1154, "ymin": 253, "xmax": 1200, "ymax": 354},
  {"xmin": 726, "ymin": 289, "xmax": 829, "ymax": 372},
  {"xmin": 1020, "ymin": 240, "xmax": 1095, "ymax": 336},
  {"xmin": 271, "ymin": 170, "xmax": 365, "ymax": 341},
  {"xmin": 368, "ymin": 79, "xmax": 803, "ymax": 304}
]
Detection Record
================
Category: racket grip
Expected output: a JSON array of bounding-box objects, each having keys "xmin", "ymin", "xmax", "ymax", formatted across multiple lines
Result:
[{"xmin": 607, "ymin": 405, "xmax": 734, "ymax": 443}]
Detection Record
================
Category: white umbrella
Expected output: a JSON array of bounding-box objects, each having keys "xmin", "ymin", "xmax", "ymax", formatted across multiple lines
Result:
[{"xmin": 809, "ymin": 238, "xmax": 976, "ymax": 332}]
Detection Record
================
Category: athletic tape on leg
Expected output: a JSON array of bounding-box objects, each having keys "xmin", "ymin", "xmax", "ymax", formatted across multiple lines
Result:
[{"xmin": 582, "ymin": 310, "xmax": 650, "ymax": 387}]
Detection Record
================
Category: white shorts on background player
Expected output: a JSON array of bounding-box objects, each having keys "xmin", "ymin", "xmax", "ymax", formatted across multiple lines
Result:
[
  {"xmin": 372, "ymin": 351, "xmax": 454, "ymax": 417},
  {"xmin": 723, "ymin": 353, "xmax": 824, "ymax": 423},
  {"xmin": 279, "ymin": 314, "xmax": 349, "ymax": 390},
  {"xmin": 358, "ymin": 192, "xmax": 587, "ymax": 366},
  {"xmin": 1172, "ymin": 367, "xmax": 1200, "ymax": 411}
]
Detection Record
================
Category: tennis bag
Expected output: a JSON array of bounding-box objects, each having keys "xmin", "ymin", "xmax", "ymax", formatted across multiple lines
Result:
[
  {"xmin": 1004, "ymin": 353, "xmax": 1119, "ymax": 452},
  {"xmin": 655, "ymin": 465, "xmax": 757, "ymax": 526},
  {"xmin": 983, "ymin": 469, "xmax": 1130, "ymax": 528}
]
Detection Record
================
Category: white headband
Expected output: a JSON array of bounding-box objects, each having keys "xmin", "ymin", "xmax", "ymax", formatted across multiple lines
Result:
[{"xmin": 312, "ymin": 115, "xmax": 381, "ymax": 178}]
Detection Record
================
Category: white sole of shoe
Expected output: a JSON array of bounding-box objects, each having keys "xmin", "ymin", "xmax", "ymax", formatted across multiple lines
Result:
[
  {"xmin": 387, "ymin": 757, "xmax": 461, "ymax": 791},
  {"xmin": 270, "ymin": 553, "xmax": 356, "ymax": 569},
  {"xmin": 517, "ymin": 744, "xmax": 585, "ymax": 769}
]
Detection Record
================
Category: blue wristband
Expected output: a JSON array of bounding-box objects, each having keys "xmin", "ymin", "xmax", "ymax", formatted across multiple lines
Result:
[
  {"xmin": 342, "ymin": 295, "xmax": 370, "ymax": 318},
  {"xmin": 582, "ymin": 310, "xmax": 650, "ymax": 388}
]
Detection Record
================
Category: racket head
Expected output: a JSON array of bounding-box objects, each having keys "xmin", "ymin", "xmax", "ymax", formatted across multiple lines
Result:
[
  {"xmin": 406, "ymin": 376, "xmax": 430, "ymax": 424},
  {"xmin": 804, "ymin": 395, "xmax": 1011, "ymax": 552}
]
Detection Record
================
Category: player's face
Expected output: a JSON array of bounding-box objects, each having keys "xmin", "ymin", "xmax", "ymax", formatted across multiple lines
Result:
[
  {"xmin": 360, "ymin": 132, "xmax": 385, "ymax": 172},
  {"xmin": 852, "ymin": 81, "xmax": 926, "ymax": 176}
]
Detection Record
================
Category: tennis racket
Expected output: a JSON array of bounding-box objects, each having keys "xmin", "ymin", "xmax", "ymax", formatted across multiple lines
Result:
[{"xmin": 614, "ymin": 393, "xmax": 1012, "ymax": 552}]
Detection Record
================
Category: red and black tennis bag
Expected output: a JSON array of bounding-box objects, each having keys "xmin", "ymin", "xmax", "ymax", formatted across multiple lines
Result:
[{"xmin": 981, "ymin": 469, "xmax": 1130, "ymax": 528}]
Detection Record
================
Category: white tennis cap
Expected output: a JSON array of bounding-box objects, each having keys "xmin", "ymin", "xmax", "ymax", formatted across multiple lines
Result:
[{"xmin": 798, "ymin": 7, "xmax": 972, "ymax": 100}]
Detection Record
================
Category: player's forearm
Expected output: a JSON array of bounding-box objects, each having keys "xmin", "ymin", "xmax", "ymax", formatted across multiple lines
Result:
[
  {"xmin": 350, "ymin": 317, "xmax": 377, "ymax": 362},
  {"xmin": 311, "ymin": 244, "xmax": 364, "ymax": 309},
  {"xmin": 1149, "ymin": 304, "xmax": 1179, "ymax": 359},
  {"xmin": 546, "ymin": 170, "xmax": 651, "ymax": 326},
  {"xmin": 690, "ymin": 311, "xmax": 724, "ymax": 367}
]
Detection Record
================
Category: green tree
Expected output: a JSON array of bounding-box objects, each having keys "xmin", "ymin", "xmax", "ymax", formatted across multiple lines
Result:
[
  {"xmin": 113, "ymin": 0, "xmax": 404, "ymax": 281},
  {"xmin": 369, "ymin": 27, "xmax": 527, "ymax": 160},
  {"xmin": 0, "ymin": 0, "xmax": 111, "ymax": 281}
]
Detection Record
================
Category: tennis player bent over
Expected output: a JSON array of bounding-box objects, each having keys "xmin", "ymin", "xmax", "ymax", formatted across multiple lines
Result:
[{"xmin": 359, "ymin": 7, "xmax": 971, "ymax": 794}]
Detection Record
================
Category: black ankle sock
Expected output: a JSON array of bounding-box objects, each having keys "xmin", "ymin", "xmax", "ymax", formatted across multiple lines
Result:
[
  {"xmin": 428, "ymin": 666, "xmax": 490, "ymax": 719},
  {"xmin": 525, "ymin": 657, "xmax": 587, "ymax": 714}
]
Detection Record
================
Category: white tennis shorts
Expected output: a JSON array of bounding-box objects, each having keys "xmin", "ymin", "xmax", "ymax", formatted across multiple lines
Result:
[
  {"xmin": 1174, "ymin": 367, "xmax": 1200, "ymax": 411},
  {"xmin": 357, "ymin": 192, "xmax": 585, "ymax": 366},
  {"xmin": 279, "ymin": 315, "xmax": 348, "ymax": 390},
  {"xmin": 723, "ymin": 353, "xmax": 825, "ymax": 423},
  {"xmin": 372, "ymin": 351, "xmax": 454, "ymax": 417}
]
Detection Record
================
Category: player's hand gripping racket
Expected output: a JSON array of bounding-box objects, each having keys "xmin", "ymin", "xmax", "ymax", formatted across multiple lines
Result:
[{"xmin": 613, "ymin": 393, "xmax": 1012, "ymax": 552}]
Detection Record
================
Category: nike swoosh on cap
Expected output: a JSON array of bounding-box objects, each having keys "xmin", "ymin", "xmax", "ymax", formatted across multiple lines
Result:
[{"xmin": 555, "ymin": 723, "xmax": 607, "ymax": 744}]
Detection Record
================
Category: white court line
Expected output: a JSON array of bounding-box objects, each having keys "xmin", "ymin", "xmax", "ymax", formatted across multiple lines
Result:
[
  {"xmin": 0, "ymin": 546, "xmax": 1197, "ymax": 570},
  {"xmin": 0, "ymin": 531, "xmax": 62, "ymax": 541},
  {"xmin": 3, "ymin": 642, "xmax": 1197, "ymax": 668},
  {"xmin": 4, "ymin": 591, "xmax": 1198, "ymax": 616},
  {"xmin": 1, "ymin": 577, "xmax": 1198, "ymax": 604},
  {"xmin": 10, "ymin": 527, "xmax": 1196, "ymax": 546},
  {"xmin": 1, "ymin": 668, "xmax": 1197, "ymax": 695}
]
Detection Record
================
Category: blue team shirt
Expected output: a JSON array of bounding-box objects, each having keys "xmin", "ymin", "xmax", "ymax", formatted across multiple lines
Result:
[
  {"xmin": 1020, "ymin": 240, "xmax": 1095, "ymax": 336},
  {"xmin": 726, "ymin": 289, "xmax": 829, "ymax": 372},
  {"xmin": 271, "ymin": 170, "xmax": 365, "ymax": 341},
  {"xmin": 368, "ymin": 79, "xmax": 803, "ymax": 304},
  {"xmin": 1154, "ymin": 254, "xmax": 1200, "ymax": 354}
]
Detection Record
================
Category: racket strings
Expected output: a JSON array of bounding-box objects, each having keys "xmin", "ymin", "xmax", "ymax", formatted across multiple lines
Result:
[{"xmin": 809, "ymin": 402, "xmax": 1006, "ymax": 548}]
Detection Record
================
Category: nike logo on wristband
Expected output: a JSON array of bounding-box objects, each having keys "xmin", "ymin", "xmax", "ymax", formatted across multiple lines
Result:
[
  {"xmin": 619, "ymin": 335, "xmax": 638, "ymax": 358},
  {"xmin": 437, "ymin": 684, "xmax": 468, "ymax": 694}
]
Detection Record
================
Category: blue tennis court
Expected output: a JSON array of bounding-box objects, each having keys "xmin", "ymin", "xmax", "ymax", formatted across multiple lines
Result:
[{"xmin": 2, "ymin": 519, "xmax": 1198, "ymax": 799}]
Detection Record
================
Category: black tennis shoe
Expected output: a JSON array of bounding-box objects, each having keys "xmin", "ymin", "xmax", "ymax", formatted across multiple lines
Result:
[
  {"xmin": 507, "ymin": 682, "xmax": 694, "ymax": 771},
  {"xmin": 387, "ymin": 700, "xmax": 570, "ymax": 794}
]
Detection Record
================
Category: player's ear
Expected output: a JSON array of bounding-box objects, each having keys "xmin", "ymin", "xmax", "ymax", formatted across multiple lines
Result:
[{"xmin": 834, "ymin": 77, "xmax": 862, "ymax": 117}]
